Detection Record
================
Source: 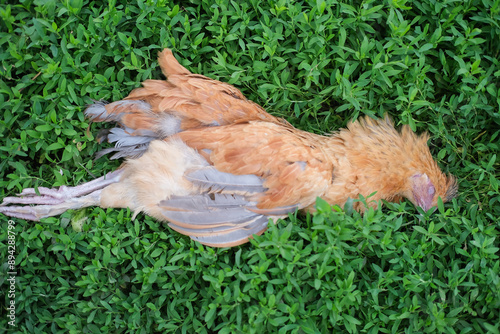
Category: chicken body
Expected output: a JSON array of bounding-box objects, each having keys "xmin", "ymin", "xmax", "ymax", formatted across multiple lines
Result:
[{"xmin": 0, "ymin": 49, "xmax": 457, "ymax": 247}]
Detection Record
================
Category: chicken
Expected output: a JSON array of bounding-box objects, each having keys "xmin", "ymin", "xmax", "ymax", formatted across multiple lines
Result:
[{"xmin": 0, "ymin": 49, "xmax": 458, "ymax": 247}]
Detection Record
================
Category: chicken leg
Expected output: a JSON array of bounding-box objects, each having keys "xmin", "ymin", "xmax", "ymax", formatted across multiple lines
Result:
[{"xmin": 0, "ymin": 170, "xmax": 123, "ymax": 221}]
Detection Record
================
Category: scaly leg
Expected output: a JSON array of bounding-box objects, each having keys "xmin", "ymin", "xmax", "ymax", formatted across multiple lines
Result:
[{"xmin": 0, "ymin": 170, "xmax": 123, "ymax": 221}]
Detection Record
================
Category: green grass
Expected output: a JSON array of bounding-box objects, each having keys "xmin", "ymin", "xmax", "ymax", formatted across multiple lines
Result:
[{"xmin": 0, "ymin": 0, "xmax": 499, "ymax": 333}]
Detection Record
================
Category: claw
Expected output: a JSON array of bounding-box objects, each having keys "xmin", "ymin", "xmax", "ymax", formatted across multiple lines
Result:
[
  {"xmin": 0, "ymin": 205, "xmax": 58, "ymax": 221},
  {"xmin": 0, "ymin": 170, "xmax": 123, "ymax": 221},
  {"xmin": 0, "ymin": 190, "xmax": 104, "ymax": 221},
  {"xmin": 0, "ymin": 195, "xmax": 65, "ymax": 206},
  {"xmin": 16, "ymin": 185, "xmax": 72, "ymax": 198}
]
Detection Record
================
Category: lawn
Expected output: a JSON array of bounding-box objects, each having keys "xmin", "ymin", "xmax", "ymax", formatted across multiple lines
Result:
[{"xmin": 0, "ymin": 0, "xmax": 499, "ymax": 333}]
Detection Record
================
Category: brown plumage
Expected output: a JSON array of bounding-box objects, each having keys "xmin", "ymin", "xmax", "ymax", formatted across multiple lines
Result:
[
  {"xmin": 91, "ymin": 49, "xmax": 286, "ymax": 136},
  {"xmin": 0, "ymin": 49, "xmax": 458, "ymax": 247}
]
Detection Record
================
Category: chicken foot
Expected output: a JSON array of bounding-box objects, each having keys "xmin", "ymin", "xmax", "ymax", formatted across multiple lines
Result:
[{"xmin": 0, "ymin": 170, "xmax": 123, "ymax": 221}]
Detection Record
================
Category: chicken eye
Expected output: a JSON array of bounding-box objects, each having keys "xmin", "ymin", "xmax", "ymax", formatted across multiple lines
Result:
[{"xmin": 428, "ymin": 185, "xmax": 435, "ymax": 195}]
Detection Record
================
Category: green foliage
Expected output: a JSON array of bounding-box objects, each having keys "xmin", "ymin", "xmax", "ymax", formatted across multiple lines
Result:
[{"xmin": 0, "ymin": 0, "xmax": 499, "ymax": 333}]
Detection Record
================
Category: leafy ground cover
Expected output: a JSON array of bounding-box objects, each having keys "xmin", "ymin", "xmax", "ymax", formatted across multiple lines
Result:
[{"xmin": 0, "ymin": 0, "xmax": 499, "ymax": 333}]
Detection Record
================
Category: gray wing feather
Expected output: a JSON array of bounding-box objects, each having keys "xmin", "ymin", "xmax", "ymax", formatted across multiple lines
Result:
[
  {"xmin": 161, "ymin": 208, "xmax": 259, "ymax": 226},
  {"xmin": 168, "ymin": 215, "xmax": 269, "ymax": 237},
  {"xmin": 159, "ymin": 194, "xmax": 256, "ymax": 211},
  {"xmin": 159, "ymin": 192, "xmax": 298, "ymax": 247},
  {"xmin": 189, "ymin": 216, "xmax": 270, "ymax": 247},
  {"xmin": 246, "ymin": 204, "xmax": 300, "ymax": 215},
  {"xmin": 186, "ymin": 167, "xmax": 266, "ymax": 193}
]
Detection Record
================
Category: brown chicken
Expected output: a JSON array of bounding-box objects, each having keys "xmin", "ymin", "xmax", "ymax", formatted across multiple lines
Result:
[{"xmin": 0, "ymin": 49, "xmax": 458, "ymax": 247}]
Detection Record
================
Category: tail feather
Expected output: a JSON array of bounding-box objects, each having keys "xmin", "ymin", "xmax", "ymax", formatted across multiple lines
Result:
[
  {"xmin": 85, "ymin": 100, "xmax": 183, "ymax": 159},
  {"xmin": 84, "ymin": 48, "xmax": 285, "ymax": 160},
  {"xmin": 158, "ymin": 49, "xmax": 191, "ymax": 77},
  {"xmin": 94, "ymin": 127, "xmax": 156, "ymax": 159},
  {"xmin": 85, "ymin": 100, "xmax": 156, "ymax": 128}
]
